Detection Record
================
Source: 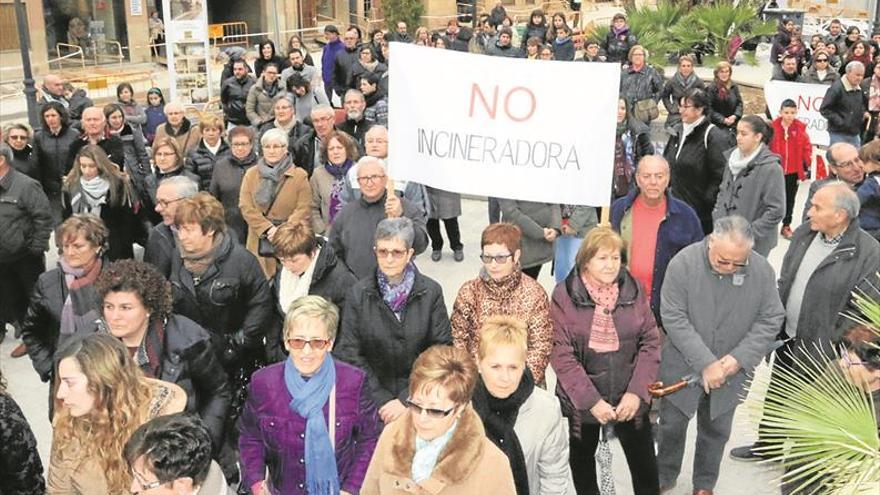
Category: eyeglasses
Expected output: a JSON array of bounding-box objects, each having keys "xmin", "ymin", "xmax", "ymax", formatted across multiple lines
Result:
[
  {"xmin": 155, "ymin": 151, "xmax": 176, "ymax": 158},
  {"xmin": 7, "ymin": 135, "xmax": 27, "ymax": 141},
  {"xmin": 131, "ymin": 470, "xmax": 165, "ymax": 494},
  {"xmin": 374, "ymin": 247, "xmax": 408, "ymax": 259},
  {"xmin": 231, "ymin": 142, "xmax": 252, "ymax": 148},
  {"xmin": 263, "ymin": 144, "xmax": 286, "ymax": 150},
  {"xmin": 405, "ymin": 398, "xmax": 456, "ymax": 418},
  {"xmin": 156, "ymin": 197, "xmax": 183, "ymax": 208},
  {"xmin": 834, "ymin": 157, "xmax": 863, "ymax": 169},
  {"xmin": 286, "ymin": 338, "xmax": 331, "ymax": 350},
  {"xmin": 357, "ymin": 174, "xmax": 386, "ymax": 185},
  {"xmin": 480, "ymin": 253, "xmax": 513, "ymax": 264}
]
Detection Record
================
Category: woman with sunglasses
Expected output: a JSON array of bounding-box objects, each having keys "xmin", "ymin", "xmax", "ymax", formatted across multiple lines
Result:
[
  {"xmin": 239, "ymin": 295, "xmax": 381, "ymax": 495},
  {"xmin": 803, "ymin": 49, "xmax": 840, "ymax": 85},
  {"xmin": 335, "ymin": 218, "xmax": 451, "ymax": 425},
  {"xmin": 362, "ymin": 344, "xmax": 516, "ymax": 494},
  {"xmin": 550, "ymin": 227, "xmax": 661, "ymax": 494},
  {"xmin": 451, "ymin": 223, "xmax": 553, "ymax": 385}
]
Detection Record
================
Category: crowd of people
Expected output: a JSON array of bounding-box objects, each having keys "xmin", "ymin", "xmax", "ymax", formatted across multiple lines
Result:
[{"xmin": 1, "ymin": 8, "xmax": 880, "ymax": 495}]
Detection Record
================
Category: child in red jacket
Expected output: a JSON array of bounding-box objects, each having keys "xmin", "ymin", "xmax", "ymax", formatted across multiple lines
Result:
[{"xmin": 770, "ymin": 99, "xmax": 813, "ymax": 238}]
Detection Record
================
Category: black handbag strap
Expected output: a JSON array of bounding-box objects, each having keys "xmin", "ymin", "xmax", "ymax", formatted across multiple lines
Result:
[{"xmin": 262, "ymin": 175, "xmax": 287, "ymax": 219}]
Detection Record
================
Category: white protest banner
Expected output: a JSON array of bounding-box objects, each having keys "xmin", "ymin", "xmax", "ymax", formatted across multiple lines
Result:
[
  {"xmin": 763, "ymin": 80, "xmax": 830, "ymax": 146},
  {"xmin": 387, "ymin": 43, "xmax": 620, "ymax": 206}
]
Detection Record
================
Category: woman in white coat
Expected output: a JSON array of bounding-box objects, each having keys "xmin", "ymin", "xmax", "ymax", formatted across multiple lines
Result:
[{"xmin": 471, "ymin": 315, "xmax": 576, "ymax": 495}]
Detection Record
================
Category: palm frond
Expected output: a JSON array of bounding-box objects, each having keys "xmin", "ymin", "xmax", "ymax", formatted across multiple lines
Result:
[{"xmin": 744, "ymin": 348, "xmax": 880, "ymax": 494}]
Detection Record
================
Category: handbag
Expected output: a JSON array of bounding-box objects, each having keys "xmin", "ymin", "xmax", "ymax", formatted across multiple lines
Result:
[
  {"xmin": 256, "ymin": 177, "xmax": 286, "ymax": 258},
  {"xmin": 634, "ymin": 98, "xmax": 659, "ymax": 123}
]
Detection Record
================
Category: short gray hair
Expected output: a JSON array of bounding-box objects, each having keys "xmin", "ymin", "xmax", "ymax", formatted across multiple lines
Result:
[
  {"xmin": 158, "ymin": 175, "xmax": 199, "ymax": 198},
  {"xmin": 356, "ymin": 155, "xmax": 387, "ymax": 175},
  {"xmin": 365, "ymin": 125, "xmax": 388, "ymax": 139},
  {"xmin": 0, "ymin": 145, "xmax": 12, "ymax": 165},
  {"xmin": 274, "ymin": 94, "xmax": 295, "ymax": 110},
  {"xmin": 260, "ymin": 128, "xmax": 289, "ymax": 149},
  {"xmin": 635, "ymin": 154, "xmax": 670, "ymax": 174},
  {"xmin": 344, "ymin": 89, "xmax": 365, "ymax": 103},
  {"xmin": 710, "ymin": 215, "xmax": 754, "ymax": 248},
  {"xmin": 819, "ymin": 181, "xmax": 860, "ymax": 219},
  {"xmin": 846, "ymin": 60, "xmax": 865, "ymax": 74},
  {"xmin": 375, "ymin": 217, "xmax": 415, "ymax": 249},
  {"xmin": 310, "ymin": 104, "xmax": 334, "ymax": 119}
]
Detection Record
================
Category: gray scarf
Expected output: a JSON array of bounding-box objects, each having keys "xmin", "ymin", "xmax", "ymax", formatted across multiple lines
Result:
[
  {"xmin": 74, "ymin": 176, "xmax": 111, "ymax": 215},
  {"xmin": 255, "ymin": 153, "xmax": 293, "ymax": 209},
  {"xmin": 728, "ymin": 143, "xmax": 763, "ymax": 178}
]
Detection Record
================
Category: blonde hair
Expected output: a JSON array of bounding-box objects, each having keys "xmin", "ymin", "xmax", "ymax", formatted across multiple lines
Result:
[
  {"xmin": 477, "ymin": 315, "xmax": 528, "ymax": 361},
  {"xmin": 283, "ymin": 295, "xmax": 340, "ymax": 341},
  {"xmin": 575, "ymin": 226, "xmax": 626, "ymax": 271},
  {"xmin": 409, "ymin": 345, "xmax": 477, "ymax": 405},
  {"xmin": 198, "ymin": 112, "xmax": 225, "ymax": 132},
  {"xmin": 52, "ymin": 334, "xmax": 152, "ymax": 493}
]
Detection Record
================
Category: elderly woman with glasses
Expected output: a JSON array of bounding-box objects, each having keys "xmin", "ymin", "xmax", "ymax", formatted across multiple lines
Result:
[
  {"xmin": 361, "ymin": 345, "xmax": 516, "ymax": 494},
  {"xmin": 240, "ymin": 127, "xmax": 310, "ymax": 278},
  {"xmin": 239, "ymin": 295, "xmax": 381, "ymax": 495},
  {"xmin": 451, "ymin": 223, "xmax": 553, "ymax": 385},
  {"xmin": 335, "ymin": 218, "xmax": 452, "ymax": 424}
]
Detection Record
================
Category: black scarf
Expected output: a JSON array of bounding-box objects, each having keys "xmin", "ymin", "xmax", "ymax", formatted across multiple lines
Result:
[{"xmin": 472, "ymin": 368, "xmax": 534, "ymax": 495}]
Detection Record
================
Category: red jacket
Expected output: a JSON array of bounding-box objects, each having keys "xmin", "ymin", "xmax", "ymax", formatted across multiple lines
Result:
[{"xmin": 770, "ymin": 117, "xmax": 813, "ymax": 180}]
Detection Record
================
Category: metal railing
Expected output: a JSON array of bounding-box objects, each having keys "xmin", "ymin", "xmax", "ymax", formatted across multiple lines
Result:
[
  {"xmin": 93, "ymin": 39, "xmax": 125, "ymax": 66},
  {"xmin": 209, "ymin": 22, "xmax": 249, "ymax": 48},
  {"xmin": 53, "ymin": 43, "xmax": 86, "ymax": 70}
]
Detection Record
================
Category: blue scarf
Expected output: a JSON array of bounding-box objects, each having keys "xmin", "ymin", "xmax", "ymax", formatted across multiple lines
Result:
[{"xmin": 283, "ymin": 356, "xmax": 339, "ymax": 495}]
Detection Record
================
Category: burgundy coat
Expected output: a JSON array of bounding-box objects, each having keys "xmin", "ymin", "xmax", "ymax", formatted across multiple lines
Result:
[
  {"xmin": 239, "ymin": 359, "xmax": 381, "ymax": 494},
  {"xmin": 550, "ymin": 269, "xmax": 661, "ymax": 439}
]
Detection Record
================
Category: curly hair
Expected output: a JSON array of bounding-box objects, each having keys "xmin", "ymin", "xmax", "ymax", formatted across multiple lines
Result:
[
  {"xmin": 320, "ymin": 130, "xmax": 359, "ymax": 165},
  {"xmin": 52, "ymin": 333, "xmax": 152, "ymax": 493},
  {"xmin": 95, "ymin": 260, "xmax": 173, "ymax": 322}
]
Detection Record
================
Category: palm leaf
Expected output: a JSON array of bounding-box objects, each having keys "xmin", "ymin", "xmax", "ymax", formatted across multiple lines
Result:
[{"xmin": 744, "ymin": 348, "xmax": 880, "ymax": 494}]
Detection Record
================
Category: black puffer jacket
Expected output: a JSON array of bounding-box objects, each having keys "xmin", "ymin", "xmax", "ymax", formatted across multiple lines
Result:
[
  {"xmin": 143, "ymin": 223, "xmax": 175, "ymax": 278},
  {"xmin": 663, "ymin": 118, "xmax": 735, "ymax": 234},
  {"xmin": 20, "ymin": 264, "xmax": 103, "ymax": 381},
  {"xmin": 0, "ymin": 169, "xmax": 52, "ymax": 261},
  {"xmin": 209, "ymin": 150, "xmax": 258, "ymax": 245},
  {"xmin": 168, "ymin": 232, "xmax": 272, "ymax": 367},
  {"xmin": 521, "ymin": 22, "xmax": 548, "ymax": 51},
  {"xmin": 133, "ymin": 313, "xmax": 231, "ymax": 449},
  {"xmin": 185, "ymin": 139, "xmax": 230, "ymax": 190},
  {"xmin": 335, "ymin": 270, "xmax": 452, "ymax": 407},
  {"xmin": 10, "ymin": 145, "xmax": 41, "ymax": 183},
  {"xmin": 602, "ymin": 28, "xmax": 638, "ymax": 64},
  {"xmin": 266, "ymin": 238, "xmax": 357, "ymax": 362},
  {"xmin": 113, "ymin": 123, "xmax": 151, "ymax": 200},
  {"xmin": 706, "ymin": 82, "xmax": 744, "ymax": 132},
  {"xmin": 220, "ymin": 75, "xmax": 256, "ymax": 127},
  {"xmin": 292, "ymin": 128, "xmax": 320, "ymax": 177},
  {"xmin": 257, "ymin": 120, "xmax": 309, "ymax": 153},
  {"xmin": 33, "ymin": 126, "xmax": 80, "ymax": 194}
]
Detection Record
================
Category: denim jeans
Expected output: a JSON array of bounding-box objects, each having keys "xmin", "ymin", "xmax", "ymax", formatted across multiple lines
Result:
[{"xmin": 828, "ymin": 131, "xmax": 860, "ymax": 148}]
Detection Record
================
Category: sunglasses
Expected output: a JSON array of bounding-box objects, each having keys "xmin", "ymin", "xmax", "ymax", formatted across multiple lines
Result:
[
  {"xmin": 405, "ymin": 398, "xmax": 456, "ymax": 418},
  {"xmin": 479, "ymin": 253, "xmax": 513, "ymax": 264},
  {"xmin": 815, "ymin": 58, "xmax": 828, "ymax": 62},
  {"xmin": 7, "ymin": 135, "xmax": 27, "ymax": 141},
  {"xmin": 286, "ymin": 338, "xmax": 331, "ymax": 350}
]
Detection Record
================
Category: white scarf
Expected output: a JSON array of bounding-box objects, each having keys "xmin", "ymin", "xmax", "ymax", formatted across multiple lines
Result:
[
  {"xmin": 677, "ymin": 116, "xmax": 705, "ymax": 160},
  {"xmin": 278, "ymin": 247, "xmax": 320, "ymax": 312},
  {"xmin": 74, "ymin": 176, "xmax": 111, "ymax": 216},
  {"xmin": 204, "ymin": 139, "xmax": 222, "ymax": 156},
  {"xmin": 728, "ymin": 143, "xmax": 763, "ymax": 178}
]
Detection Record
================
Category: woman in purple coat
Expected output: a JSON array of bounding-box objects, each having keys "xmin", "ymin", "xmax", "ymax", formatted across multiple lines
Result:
[{"xmin": 239, "ymin": 295, "xmax": 380, "ymax": 495}]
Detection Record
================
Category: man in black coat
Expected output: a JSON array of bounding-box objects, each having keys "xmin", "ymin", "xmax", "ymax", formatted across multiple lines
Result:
[
  {"xmin": 820, "ymin": 60, "xmax": 869, "ymax": 148},
  {"xmin": 143, "ymin": 175, "xmax": 199, "ymax": 277},
  {"xmin": 332, "ymin": 28, "xmax": 361, "ymax": 104},
  {"xmin": 388, "ymin": 21, "xmax": 412, "ymax": 43},
  {"xmin": 220, "ymin": 60, "xmax": 255, "ymax": 128},
  {"xmin": 292, "ymin": 104, "xmax": 337, "ymax": 177},
  {"xmin": 0, "ymin": 146, "xmax": 52, "ymax": 352}
]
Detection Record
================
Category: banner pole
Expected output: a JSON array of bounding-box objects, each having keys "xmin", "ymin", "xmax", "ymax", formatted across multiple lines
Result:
[{"xmin": 600, "ymin": 206, "xmax": 610, "ymax": 226}]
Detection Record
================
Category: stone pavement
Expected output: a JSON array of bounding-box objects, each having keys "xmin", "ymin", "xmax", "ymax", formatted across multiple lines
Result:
[{"xmin": 1, "ymin": 179, "xmax": 814, "ymax": 493}]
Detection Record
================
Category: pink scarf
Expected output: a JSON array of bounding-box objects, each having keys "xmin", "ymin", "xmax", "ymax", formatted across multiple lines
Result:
[{"xmin": 582, "ymin": 273, "xmax": 620, "ymax": 353}]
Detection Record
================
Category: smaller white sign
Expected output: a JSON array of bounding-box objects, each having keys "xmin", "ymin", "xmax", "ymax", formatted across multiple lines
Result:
[{"xmin": 130, "ymin": 0, "xmax": 143, "ymax": 16}]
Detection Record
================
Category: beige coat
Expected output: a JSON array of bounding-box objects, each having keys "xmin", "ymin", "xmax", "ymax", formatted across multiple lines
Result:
[
  {"xmin": 361, "ymin": 405, "xmax": 516, "ymax": 495},
  {"xmin": 239, "ymin": 161, "xmax": 311, "ymax": 278},
  {"xmin": 309, "ymin": 166, "xmax": 347, "ymax": 234},
  {"xmin": 153, "ymin": 121, "xmax": 201, "ymax": 156},
  {"xmin": 47, "ymin": 379, "xmax": 186, "ymax": 494}
]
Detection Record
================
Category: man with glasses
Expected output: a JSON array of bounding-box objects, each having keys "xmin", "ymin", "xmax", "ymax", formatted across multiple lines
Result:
[
  {"xmin": 657, "ymin": 215, "xmax": 784, "ymax": 495},
  {"xmin": 293, "ymin": 104, "xmax": 337, "ymax": 177},
  {"xmin": 329, "ymin": 156, "xmax": 428, "ymax": 279},
  {"xmin": 611, "ymin": 155, "xmax": 703, "ymax": 323},
  {"xmin": 124, "ymin": 413, "xmax": 234, "ymax": 495},
  {"xmin": 731, "ymin": 182, "xmax": 880, "ymax": 461},
  {"xmin": 801, "ymin": 142, "xmax": 866, "ymax": 222},
  {"xmin": 820, "ymin": 60, "xmax": 868, "ymax": 147},
  {"xmin": 144, "ymin": 175, "xmax": 199, "ymax": 277}
]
